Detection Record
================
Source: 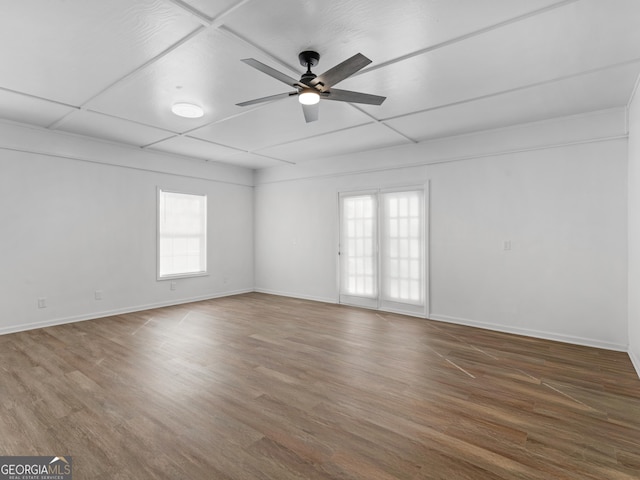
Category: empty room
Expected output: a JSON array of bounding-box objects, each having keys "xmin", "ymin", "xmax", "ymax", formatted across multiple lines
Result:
[{"xmin": 1, "ymin": 0, "xmax": 640, "ymax": 478}]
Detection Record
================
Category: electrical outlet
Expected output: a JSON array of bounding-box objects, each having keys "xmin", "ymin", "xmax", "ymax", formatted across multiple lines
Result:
[
  {"xmin": 37, "ymin": 297, "xmax": 47, "ymax": 308},
  {"xmin": 94, "ymin": 290, "xmax": 103, "ymax": 300},
  {"xmin": 170, "ymin": 282, "xmax": 177, "ymax": 291}
]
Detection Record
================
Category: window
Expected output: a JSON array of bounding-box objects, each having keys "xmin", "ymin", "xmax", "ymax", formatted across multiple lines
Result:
[
  {"xmin": 339, "ymin": 188, "xmax": 425, "ymax": 315},
  {"xmin": 157, "ymin": 189, "xmax": 207, "ymax": 279}
]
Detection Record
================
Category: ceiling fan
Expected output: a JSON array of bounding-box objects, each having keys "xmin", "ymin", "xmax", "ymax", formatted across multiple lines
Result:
[{"xmin": 236, "ymin": 51, "xmax": 386, "ymax": 123}]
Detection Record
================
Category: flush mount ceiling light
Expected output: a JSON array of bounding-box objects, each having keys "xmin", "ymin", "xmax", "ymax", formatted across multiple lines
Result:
[
  {"xmin": 298, "ymin": 88, "xmax": 320, "ymax": 105},
  {"xmin": 171, "ymin": 102, "xmax": 204, "ymax": 118}
]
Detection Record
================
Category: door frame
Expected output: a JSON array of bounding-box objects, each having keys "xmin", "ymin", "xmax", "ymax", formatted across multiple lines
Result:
[{"xmin": 337, "ymin": 183, "xmax": 429, "ymax": 318}]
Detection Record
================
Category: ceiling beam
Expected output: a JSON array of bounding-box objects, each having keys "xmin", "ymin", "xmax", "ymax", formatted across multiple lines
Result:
[{"xmin": 164, "ymin": 0, "xmax": 213, "ymax": 25}]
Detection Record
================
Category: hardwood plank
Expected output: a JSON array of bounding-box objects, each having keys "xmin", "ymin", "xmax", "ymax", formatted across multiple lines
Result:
[{"xmin": 0, "ymin": 292, "xmax": 639, "ymax": 479}]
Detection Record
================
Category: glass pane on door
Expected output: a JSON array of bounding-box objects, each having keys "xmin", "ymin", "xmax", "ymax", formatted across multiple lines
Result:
[
  {"xmin": 381, "ymin": 190, "xmax": 423, "ymax": 306},
  {"xmin": 340, "ymin": 194, "xmax": 377, "ymax": 303}
]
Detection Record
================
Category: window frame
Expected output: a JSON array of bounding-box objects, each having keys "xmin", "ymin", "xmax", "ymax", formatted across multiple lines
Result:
[{"xmin": 156, "ymin": 187, "xmax": 208, "ymax": 281}]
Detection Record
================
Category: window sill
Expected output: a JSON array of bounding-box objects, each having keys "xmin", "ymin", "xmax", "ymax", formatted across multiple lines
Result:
[{"xmin": 157, "ymin": 272, "xmax": 209, "ymax": 281}]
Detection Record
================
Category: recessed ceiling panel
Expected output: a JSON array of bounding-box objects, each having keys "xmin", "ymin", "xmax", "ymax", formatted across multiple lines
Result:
[
  {"xmin": 55, "ymin": 110, "xmax": 175, "ymax": 147},
  {"xmin": 86, "ymin": 28, "xmax": 292, "ymax": 132},
  {"xmin": 339, "ymin": 0, "xmax": 640, "ymax": 120},
  {"xmin": 0, "ymin": 1, "xmax": 201, "ymax": 105},
  {"xmin": 190, "ymin": 98, "xmax": 372, "ymax": 151},
  {"xmin": 149, "ymin": 135, "xmax": 243, "ymax": 162},
  {"xmin": 386, "ymin": 61, "xmax": 640, "ymax": 142},
  {"xmin": 222, "ymin": 0, "xmax": 564, "ymax": 70},
  {"xmin": 1, "ymin": 0, "xmax": 639, "ymax": 170},
  {"xmin": 256, "ymin": 123, "xmax": 411, "ymax": 164},
  {"xmin": 0, "ymin": 90, "xmax": 75, "ymax": 127}
]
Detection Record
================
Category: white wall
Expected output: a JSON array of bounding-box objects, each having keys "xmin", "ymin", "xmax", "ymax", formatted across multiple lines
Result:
[
  {"xmin": 254, "ymin": 180, "xmax": 339, "ymax": 303},
  {"xmin": 1, "ymin": 107, "xmax": 634, "ymax": 360},
  {"xmin": 255, "ymin": 109, "xmax": 629, "ymax": 350},
  {"xmin": 428, "ymin": 141, "xmax": 627, "ymax": 349},
  {"xmin": 0, "ymin": 122, "xmax": 254, "ymax": 334},
  {"xmin": 628, "ymin": 85, "xmax": 640, "ymax": 375}
]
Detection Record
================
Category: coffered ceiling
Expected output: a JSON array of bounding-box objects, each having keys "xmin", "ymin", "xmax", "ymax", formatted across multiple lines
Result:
[{"xmin": 1, "ymin": 0, "xmax": 639, "ymax": 169}]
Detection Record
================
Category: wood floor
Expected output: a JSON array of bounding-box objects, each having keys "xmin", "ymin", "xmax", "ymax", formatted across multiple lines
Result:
[{"xmin": 1, "ymin": 293, "xmax": 639, "ymax": 479}]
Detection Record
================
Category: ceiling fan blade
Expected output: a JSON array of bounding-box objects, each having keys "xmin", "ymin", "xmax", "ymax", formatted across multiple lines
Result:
[
  {"xmin": 311, "ymin": 53, "xmax": 372, "ymax": 90},
  {"xmin": 241, "ymin": 58, "xmax": 303, "ymax": 88},
  {"xmin": 302, "ymin": 102, "xmax": 319, "ymax": 123},
  {"xmin": 323, "ymin": 88, "xmax": 386, "ymax": 105},
  {"xmin": 236, "ymin": 92, "xmax": 296, "ymax": 107}
]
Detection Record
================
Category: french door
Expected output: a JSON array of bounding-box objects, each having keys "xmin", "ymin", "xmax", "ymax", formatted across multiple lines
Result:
[{"xmin": 339, "ymin": 187, "xmax": 426, "ymax": 316}]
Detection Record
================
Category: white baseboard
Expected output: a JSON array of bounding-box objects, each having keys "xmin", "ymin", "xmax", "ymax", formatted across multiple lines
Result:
[
  {"xmin": 253, "ymin": 288, "xmax": 338, "ymax": 305},
  {"xmin": 254, "ymin": 290, "xmax": 427, "ymax": 318},
  {"xmin": 0, "ymin": 289, "xmax": 253, "ymax": 336},
  {"xmin": 428, "ymin": 313, "xmax": 628, "ymax": 352},
  {"xmin": 4, "ymin": 290, "xmax": 635, "ymax": 371},
  {"xmin": 629, "ymin": 348, "xmax": 640, "ymax": 379},
  {"xmin": 378, "ymin": 306, "xmax": 427, "ymax": 319},
  {"xmin": 253, "ymin": 292, "xmax": 630, "ymax": 353}
]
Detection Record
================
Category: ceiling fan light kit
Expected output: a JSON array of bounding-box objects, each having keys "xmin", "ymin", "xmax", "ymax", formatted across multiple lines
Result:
[
  {"xmin": 298, "ymin": 88, "xmax": 320, "ymax": 105},
  {"xmin": 237, "ymin": 50, "xmax": 386, "ymax": 123}
]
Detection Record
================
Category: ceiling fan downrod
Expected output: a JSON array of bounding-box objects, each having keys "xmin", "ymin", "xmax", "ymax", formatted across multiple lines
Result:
[{"xmin": 298, "ymin": 51, "xmax": 320, "ymax": 86}]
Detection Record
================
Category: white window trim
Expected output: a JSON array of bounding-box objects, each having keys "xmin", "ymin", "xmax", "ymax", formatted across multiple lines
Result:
[{"xmin": 156, "ymin": 187, "xmax": 209, "ymax": 281}]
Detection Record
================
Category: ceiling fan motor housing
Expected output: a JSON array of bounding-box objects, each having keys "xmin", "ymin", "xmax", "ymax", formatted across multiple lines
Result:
[
  {"xmin": 298, "ymin": 50, "xmax": 320, "ymax": 68},
  {"xmin": 300, "ymin": 71, "xmax": 317, "ymax": 85}
]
